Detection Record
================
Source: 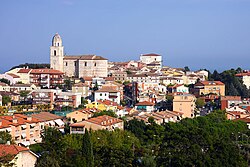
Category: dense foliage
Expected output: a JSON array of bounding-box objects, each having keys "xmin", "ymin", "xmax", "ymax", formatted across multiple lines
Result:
[
  {"xmin": 209, "ymin": 69, "xmax": 250, "ymax": 97},
  {"xmin": 10, "ymin": 63, "xmax": 50, "ymax": 70},
  {"xmin": 32, "ymin": 110, "xmax": 250, "ymax": 167}
]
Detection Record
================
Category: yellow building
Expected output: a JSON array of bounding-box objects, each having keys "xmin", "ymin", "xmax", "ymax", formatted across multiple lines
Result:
[
  {"xmin": 173, "ymin": 94, "xmax": 196, "ymax": 118},
  {"xmin": 194, "ymin": 81, "xmax": 225, "ymax": 96},
  {"xmin": 86, "ymin": 100, "xmax": 118, "ymax": 111},
  {"xmin": 66, "ymin": 109, "xmax": 93, "ymax": 123}
]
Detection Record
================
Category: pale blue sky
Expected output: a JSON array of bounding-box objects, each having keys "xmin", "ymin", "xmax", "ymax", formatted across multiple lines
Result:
[{"xmin": 0, "ymin": 0, "xmax": 250, "ymax": 72}]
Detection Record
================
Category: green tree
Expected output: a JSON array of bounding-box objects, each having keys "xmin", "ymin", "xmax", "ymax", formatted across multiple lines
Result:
[
  {"xmin": 196, "ymin": 98, "xmax": 205, "ymax": 108},
  {"xmin": 82, "ymin": 129, "xmax": 94, "ymax": 167},
  {"xmin": 35, "ymin": 153, "xmax": 60, "ymax": 167},
  {"xmin": 0, "ymin": 78, "xmax": 10, "ymax": 85},
  {"xmin": 0, "ymin": 131, "xmax": 14, "ymax": 144},
  {"xmin": 19, "ymin": 90, "xmax": 30, "ymax": 101},
  {"xmin": 2, "ymin": 96, "xmax": 11, "ymax": 106},
  {"xmin": 184, "ymin": 66, "xmax": 190, "ymax": 72}
]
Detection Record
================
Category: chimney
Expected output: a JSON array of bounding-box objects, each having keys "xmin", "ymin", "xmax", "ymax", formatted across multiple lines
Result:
[
  {"xmin": 27, "ymin": 116, "xmax": 32, "ymax": 121},
  {"xmin": 13, "ymin": 118, "xmax": 18, "ymax": 124}
]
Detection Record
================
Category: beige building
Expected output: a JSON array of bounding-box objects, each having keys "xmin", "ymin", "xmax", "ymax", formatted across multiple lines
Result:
[
  {"xmin": 173, "ymin": 94, "xmax": 196, "ymax": 118},
  {"xmin": 193, "ymin": 81, "xmax": 225, "ymax": 96},
  {"xmin": 70, "ymin": 115, "xmax": 123, "ymax": 134},
  {"xmin": 236, "ymin": 72, "xmax": 250, "ymax": 89},
  {"xmin": 0, "ymin": 144, "xmax": 38, "ymax": 167},
  {"xmin": 50, "ymin": 33, "xmax": 108, "ymax": 78},
  {"xmin": 140, "ymin": 53, "xmax": 162, "ymax": 69},
  {"xmin": 72, "ymin": 82, "xmax": 91, "ymax": 98},
  {"xmin": 66, "ymin": 109, "xmax": 93, "ymax": 123}
]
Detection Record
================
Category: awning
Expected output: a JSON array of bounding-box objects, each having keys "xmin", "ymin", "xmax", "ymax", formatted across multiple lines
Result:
[
  {"xmin": 20, "ymin": 141, "xmax": 30, "ymax": 147},
  {"xmin": 21, "ymin": 133, "xmax": 26, "ymax": 138},
  {"xmin": 48, "ymin": 121, "xmax": 55, "ymax": 126},
  {"xmin": 21, "ymin": 125, "xmax": 26, "ymax": 129},
  {"xmin": 5, "ymin": 128, "xmax": 11, "ymax": 132},
  {"xmin": 54, "ymin": 119, "xmax": 64, "ymax": 126},
  {"xmin": 30, "ymin": 124, "xmax": 36, "ymax": 128}
]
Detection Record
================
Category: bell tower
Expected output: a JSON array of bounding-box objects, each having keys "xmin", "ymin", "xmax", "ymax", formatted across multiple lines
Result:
[{"xmin": 50, "ymin": 33, "xmax": 64, "ymax": 72}]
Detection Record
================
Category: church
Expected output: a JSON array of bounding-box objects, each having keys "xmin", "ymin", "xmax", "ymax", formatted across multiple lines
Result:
[{"xmin": 50, "ymin": 33, "xmax": 108, "ymax": 78}]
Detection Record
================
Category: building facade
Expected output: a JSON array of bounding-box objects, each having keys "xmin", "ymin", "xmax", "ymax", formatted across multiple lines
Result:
[{"xmin": 50, "ymin": 33, "xmax": 108, "ymax": 78}]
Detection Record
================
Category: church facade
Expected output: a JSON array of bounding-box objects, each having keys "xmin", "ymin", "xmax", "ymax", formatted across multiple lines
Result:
[{"xmin": 50, "ymin": 33, "xmax": 108, "ymax": 78}]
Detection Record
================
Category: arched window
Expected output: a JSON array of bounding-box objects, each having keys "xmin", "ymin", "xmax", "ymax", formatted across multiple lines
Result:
[
  {"xmin": 94, "ymin": 62, "xmax": 97, "ymax": 66},
  {"xmin": 57, "ymin": 43, "xmax": 59, "ymax": 46},
  {"xmin": 54, "ymin": 50, "xmax": 56, "ymax": 56}
]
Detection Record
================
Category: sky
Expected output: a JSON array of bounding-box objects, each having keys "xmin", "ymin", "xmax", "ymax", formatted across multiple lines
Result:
[{"xmin": 0, "ymin": 0, "xmax": 250, "ymax": 73}]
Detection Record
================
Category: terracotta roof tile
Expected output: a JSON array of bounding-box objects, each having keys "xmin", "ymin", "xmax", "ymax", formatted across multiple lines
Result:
[
  {"xmin": 30, "ymin": 69, "xmax": 64, "ymax": 75},
  {"xmin": 0, "ymin": 144, "xmax": 29, "ymax": 157},
  {"xmin": 31, "ymin": 112, "xmax": 62, "ymax": 122},
  {"xmin": 135, "ymin": 101, "xmax": 154, "ymax": 106},
  {"xmin": 17, "ymin": 69, "xmax": 32, "ymax": 73}
]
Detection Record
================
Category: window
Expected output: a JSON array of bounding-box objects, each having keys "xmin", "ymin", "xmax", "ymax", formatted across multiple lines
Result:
[
  {"xmin": 100, "ymin": 93, "xmax": 102, "ymax": 96},
  {"xmin": 54, "ymin": 50, "xmax": 56, "ymax": 56},
  {"xmin": 74, "ymin": 62, "xmax": 77, "ymax": 66},
  {"xmin": 85, "ymin": 62, "xmax": 87, "ymax": 66},
  {"xmin": 94, "ymin": 62, "xmax": 96, "ymax": 66},
  {"xmin": 65, "ymin": 62, "xmax": 68, "ymax": 66},
  {"xmin": 57, "ymin": 43, "xmax": 59, "ymax": 46}
]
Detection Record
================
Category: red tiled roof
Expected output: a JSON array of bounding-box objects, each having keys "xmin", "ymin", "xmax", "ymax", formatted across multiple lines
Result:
[
  {"xmin": 30, "ymin": 69, "xmax": 64, "ymax": 75},
  {"xmin": 95, "ymin": 86, "xmax": 118, "ymax": 93},
  {"xmin": 220, "ymin": 96, "xmax": 241, "ymax": 101},
  {"xmin": 141, "ymin": 53, "xmax": 161, "ymax": 57},
  {"xmin": 6, "ymin": 73, "xmax": 20, "ymax": 78},
  {"xmin": 85, "ymin": 115, "xmax": 123, "ymax": 126},
  {"xmin": 64, "ymin": 55, "xmax": 107, "ymax": 60},
  {"xmin": 135, "ymin": 101, "xmax": 154, "ymax": 106},
  {"xmin": 195, "ymin": 81, "xmax": 224, "ymax": 86},
  {"xmin": 17, "ymin": 69, "xmax": 32, "ymax": 73},
  {"xmin": 236, "ymin": 73, "xmax": 250, "ymax": 77},
  {"xmin": 31, "ymin": 112, "xmax": 62, "ymax": 122},
  {"xmin": 0, "ymin": 144, "xmax": 29, "ymax": 157},
  {"xmin": 70, "ymin": 115, "xmax": 122, "ymax": 127},
  {"xmin": 0, "ymin": 82, "xmax": 9, "ymax": 86}
]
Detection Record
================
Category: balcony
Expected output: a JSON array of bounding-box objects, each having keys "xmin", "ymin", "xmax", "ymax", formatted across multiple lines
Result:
[{"xmin": 71, "ymin": 131, "xmax": 85, "ymax": 134}]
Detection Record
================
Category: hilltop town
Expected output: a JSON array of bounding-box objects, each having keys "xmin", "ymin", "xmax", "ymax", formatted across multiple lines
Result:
[{"xmin": 1, "ymin": 33, "xmax": 250, "ymax": 166}]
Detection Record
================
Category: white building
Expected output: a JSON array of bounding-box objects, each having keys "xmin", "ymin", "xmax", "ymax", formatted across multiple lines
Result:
[
  {"xmin": 50, "ymin": 33, "xmax": 108, "ymax": 78},
  {"xmin": 94, "ymin": 87, "xmax": 121, "ymax": 104},
  {"xmin": 140, "ymin": 53, "xmax": 162, "ymax": 68}
]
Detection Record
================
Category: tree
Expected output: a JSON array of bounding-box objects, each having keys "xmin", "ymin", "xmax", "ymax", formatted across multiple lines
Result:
[
  {"xmin": 19, "ymin": 90, "xmax": 30, "ymax": 101},
  {"xmin": 35, "ymin": 153, "xmax": 60, "ymax": 167},
  {"xmin": 2, "ymin": 96, "xmax": 11, "ymax": 106},
  {"xmin": 0, "ymin": 78, "xmax": 10, "ymax": 85},
  {"xmin": 184, "ymin": 66, "xmax": 190, "ymax": 72},
  {"xmin": 0, "ymin": 131, "xmax": 14, "ymax": 144},
  {"xmin": 82, "ymin": 129, "xmax": 94, "ymax": 167},
  {"xmin": 196, "ymin": 98, "xmax": 205, "ymax": 108}
]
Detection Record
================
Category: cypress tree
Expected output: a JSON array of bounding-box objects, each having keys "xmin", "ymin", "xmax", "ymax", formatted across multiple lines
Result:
[{"xmin": 82, "ymin": 129, "xmax": 94, "ymax": 167}]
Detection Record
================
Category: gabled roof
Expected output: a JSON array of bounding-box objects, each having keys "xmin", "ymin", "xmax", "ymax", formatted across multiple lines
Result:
[
  {"xmin": 236, "ymin": 72, "xmax": 250, "ymax": 77},
  {"xmin": 0, "ymin": 144, "xmax": 29, "ymax": 157},
  {"xmin": 31, "ymin": 112, "xmax": 62, "ymax": 122},
  {"xmin": 95, "ymin": 86, "xmax": 118, "ymax": 93},
  {"xmin": 0, "ymin": 82, "xmax": 9, "ymax": 86},
  {"xmin": 17, "ymin": 69, "xmax": 32, "ymax": 73},
  {"xmin": 70, "ymin": 115, "xmax": 123, "ymax": 127},
  {"xmin": 30, "ymin": 69, "xmax": 64, "ymax": 75},
  {"xmin": 64, "ymin": 55, "xmax": 107, "ymax": 60},
  {"xmin": 141, "ymin": 53, "xmax": 161, "ymax": 57},
  {"xmin": 195, "ymin": 81, "xmax": 224, "ymax": 86},
  {"xmin": 6, "ymin": 73, "xmax": 20, "ymax": 78},
  {"xmin": 135, "ymin": 101, "xmax": 154, "ymax": 106}
]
